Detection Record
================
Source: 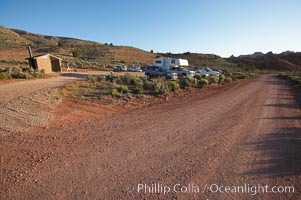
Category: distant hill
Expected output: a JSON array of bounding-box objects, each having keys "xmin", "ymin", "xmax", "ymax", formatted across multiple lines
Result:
[
  {"xmin": 0, "ymin": 26, "xmax": 301, "ymax": 72},
  {"xmin": 229, "ymin": 51, "xmax": 301, "ymax": 71},
  {"xmin": 238, "ymin": 52, "xmax": 264, "ymax": 58},
  {"xmin": 0, "ymin": 26, "xmax": 30, "ymax": 48},
  {"xmin": 0, "ymin": 26, "xmax": 155, "ymax": 68}
]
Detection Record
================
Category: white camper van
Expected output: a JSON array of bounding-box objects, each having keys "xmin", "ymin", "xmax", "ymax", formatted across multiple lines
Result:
[
  {"xmin": 154, "ymin": 57, "xmax": 189, "ymax": 71},
  {"xmin": 154, "ymin": 57, "xmax": 194, "ymax": 76}
]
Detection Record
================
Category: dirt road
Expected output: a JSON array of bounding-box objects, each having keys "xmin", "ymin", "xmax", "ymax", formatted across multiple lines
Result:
[
  {"xmin": 0, "ymin": 73, "xmax": 82, "ymax": 134},
  {"xmin": 0, "ymin": 71, "xmax": 143, "ymax": 133},
  {"xmin": 0, "ymin": 75, "xmax": 300, "ymax": 199}
]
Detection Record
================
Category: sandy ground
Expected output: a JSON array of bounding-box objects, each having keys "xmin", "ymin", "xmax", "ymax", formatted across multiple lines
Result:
[{"xmin": 0, "ymin": 75, "xmax": 300, "ymax": 199}]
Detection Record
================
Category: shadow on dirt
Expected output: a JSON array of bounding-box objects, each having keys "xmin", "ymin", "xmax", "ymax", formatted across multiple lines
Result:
[
  {"xmin": 244, "ymin": 127, "xmax": 301, "ymax": 177},
  {"xmin": 259, "ymin": 116, "xmax": 301, "ymax": 120},
  {"xmin": 60, "ymin": 73, "xmax": 89, "ymax": 79},
  {"xmin": 245, "ymin": 77, "xmax": 301, "ymax": 177},
  {"xmin": 263, "ymin": 103, "xmax": 300, "ymax": 109}
]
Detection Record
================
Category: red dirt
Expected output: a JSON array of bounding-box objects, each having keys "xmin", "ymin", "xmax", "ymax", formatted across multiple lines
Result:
[{"xmin": 0, "ymin": 75, "xmax": 300, "ymax": 199}]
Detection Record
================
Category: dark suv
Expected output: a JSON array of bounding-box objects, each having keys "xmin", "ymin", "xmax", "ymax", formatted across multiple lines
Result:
[
  {"xmin": 113, "ymin": 66, "xmax": 127, "ymax": 72},
  {"xmin": 145, "ymin": 66, "xmax": 178, "ymax": 79}
]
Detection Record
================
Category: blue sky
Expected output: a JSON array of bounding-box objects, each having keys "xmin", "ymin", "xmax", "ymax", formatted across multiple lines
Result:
[{"xmin": 0, "ymin": 0, "xmax": 300, "ymax": 57}]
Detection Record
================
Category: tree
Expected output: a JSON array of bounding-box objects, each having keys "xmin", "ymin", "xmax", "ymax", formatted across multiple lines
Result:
[
  {"xmin": 57, "ymin": 41, "xmax": 63, "ymax": 47},
  {"xmin": 110, "ymin": 43, "xmax": 113, "ymax": 46},
  {"xmin": 72, "ymin": 50, "xmax": 80, "ymax": 57},
  {"xmin": 150, "ymin": 50, "xmax": 154, "ymax": 53}
]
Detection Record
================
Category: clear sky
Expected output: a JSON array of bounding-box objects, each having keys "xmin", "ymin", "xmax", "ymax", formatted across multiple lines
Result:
[{"xmin": 0, "ymin": 0, "xmax": 300, "ymax": 57}]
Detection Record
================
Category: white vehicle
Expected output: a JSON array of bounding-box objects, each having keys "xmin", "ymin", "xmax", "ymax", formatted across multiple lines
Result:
[
  {"xmin": 128, "ymin": 67, "xmax": 143, "ymax": 72},
  {"xmin": 154, "ymin": 57, "xmax": 189, "ymax": 71},
  {"xmin": 169, "ymin": 66, "xmax": 195, "ymax": 77},
  {"xmin": 196, "ymin": 67, "xmax": 220, "ymax": 76}
]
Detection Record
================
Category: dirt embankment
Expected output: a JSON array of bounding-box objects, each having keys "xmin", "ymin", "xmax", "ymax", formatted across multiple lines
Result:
[{"xmin": 0, "ymin": 75, "xmax": 300, "ymax": 200}]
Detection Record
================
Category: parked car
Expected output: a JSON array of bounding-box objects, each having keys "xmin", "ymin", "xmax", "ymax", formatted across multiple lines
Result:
[
  {"xmin": 113, "ymin": 66, "xmax": 127, "ymax": 72},
  {"xmin": 145, "ymin": 66, "xmax": 178, "ymax": 80},
  {"xmin": 196, "ymin": 67, "xmax": 220, "ymax": 76},
  {"xmin": 128, "ymin": 67, "xmax": 143, "ymax": 72},
  {"xmin": 169, "ymin": 66, "xmax": 195, "ymax": 77}
]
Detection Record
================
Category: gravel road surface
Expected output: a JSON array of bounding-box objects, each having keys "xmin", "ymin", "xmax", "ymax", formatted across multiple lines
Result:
[{"xmin": 0, "ymin": 75, "xmax": 300, "ymax": 199}]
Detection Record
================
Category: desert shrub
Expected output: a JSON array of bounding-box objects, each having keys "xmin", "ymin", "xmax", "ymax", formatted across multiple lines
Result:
[
  {"xmin": 133, "ymin": 87, "xmax": 144, "ymax": 94},
  {"xmin": 111, "ymin": 88, "xmax": 118, "ymax": 96},
  {"xmin": 248, "ymin": 73, "xmax": 256, "ymax": 78},
  {"xmin": 106, "ymin": 73, "xmax": 119, "ymax": 83},
  {"xmin": 5, "ymin": 68, "xmax": 13, "ymax": 78},
  {"xmin": 224, "ymin": 77, "xmax": 232, "ymax": 83},
  {"xmin": 218, "ymin": 74, "xmax": 225, "ymax": 84},
  {"xmin": 40, "ymin": 69, "xmax": 46, "ymax": 78},
  {"xmin": 118, "ymin": 73, "xmax": 133, "ymax": 84},
  {"xmin": 291, "ymin": 76, "xmax": 301, "ymax": 85},
  {"xmin": 11, "ymin": 67, "xmax": 32, "ymax": 79},
  {"xmin": 0, "ymin": 72, "xmax": 6, "ymax": 80},
  {"xmin": 197, "ymin": 78, "xmax": 209, "ymax": 88},
  {"xmin": 233, "ymin": 72, "xmax": 249, "ymax": 80},
  {"xmin": 179, "ymin": 76, "xmax": 196, "ymax": 89},
  {"xmin": 97, "ymin": 75, "xmax": 106, "ymax": 82},
  {"xmin": 168, "ymin": 81, "xmax": 180, "ymax": 92},
  {"xmin": 72, "ymin": 50, "xmax": 80, "ymax": 57},
  {"xmin": 87, "ymin": 74, "xmax": 93, "ymax": 81},
  {"xmin": 153, "ymin": 80, "xmax": 169, "ymax": 96},
  {"xmin": 130, "ymin": 76, "xmax": 143, "ymax": 86},
  {"xmin": 207, "ymin": 75, "xmax": 219, "ymax": 84},
  {"xmin": 117, "ymin": 85, "xmax": 129, "ymax": 94},
  {"xmin": 194, "ymin": 74, "xmax": 202, "ymax": 80},
  {"xmin": 143, "ymin": 80, "xmax": 154, "ymax": 90},
  {"xmin": 32, "ymin": 69, "xmax": 39, "ymax": 78}
]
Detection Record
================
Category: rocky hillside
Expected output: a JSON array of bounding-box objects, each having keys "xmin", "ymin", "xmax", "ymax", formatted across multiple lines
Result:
[{"xmin": 0, "ymin": 26, "xmax": 155, "ymax": 68}]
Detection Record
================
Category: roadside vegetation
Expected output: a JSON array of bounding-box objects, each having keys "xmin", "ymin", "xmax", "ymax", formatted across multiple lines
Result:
[
  {"xmin": 277, "ymin": 72, "xmax": 301, "ymax": 87},
  {"xmin": 61, "ymin": 71, "xmax": 256, "ymax": 102},
  {"xmin": 0, "ymin": 66, "xmax": 46, "ymax": 80}
]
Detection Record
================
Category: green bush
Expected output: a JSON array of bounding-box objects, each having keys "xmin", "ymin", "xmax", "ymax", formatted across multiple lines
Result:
[
  {"xmin": 233, "ymin": 72, "xmax": 249, "ymax": 80},
  {"xmin": 119, "ymin": 73, "xmax": 132, "ymax": 84},
  {"xmin": 133, "ymin": 87, "xmax": 144, "ymax": 94},
  {"xmin": 248, "ymin": 73, "xmax": 256, "ymax": 78},
  {"xmin": 291, "ymin": 76, "xmax": 301, "ymax": 85},
  {"xmin": 207, "ymin": 75, "xmax": 219, "ymax": 84},
  {"xmin": 168, "ymin": 81, "xmax": 180, "ymax": 92},
  {"xmin": 179, "ymin": 76, "xmax": 196, "ymax": 89},
  {"xmin": 130, "ymin": 76, "xmax": 143, "ymax": 86},
  {"xmin": 106, "ymin": 73, "xmax": 119, "ymax": 83},
  {"xmin": 143, "ymin": 80, "xmax": 153, "ymax": 90},
  {"xmin": 0, "ymin": 72, "xmax": 6, "ymax": 80},
  {"xmin": 194, "ymin": 74, "xmax": 202, "ymax": 80},
  {"xmin": 111, "ymin": 88, "xmax": 118, "ymax": 96},
  {"xmin": 72, "ymin": 50, "xmax": 80, "ymax": 57},
  {"xmin": 87, "ymin": 74, "xmax": 93, "ymax": 81},
  {"xmin": 224, "ymin": 77, "xmax": 232, "ymax": 83},
  {"xmin": 153, "ymin": 80, "xmax": 169, "ymax": 96},
  {"xmin": 117, "ymin": 85, "xmax": 129, "ymax": 94},
  {"xmin": 197, "ymin": 78, "xmax": 209, "ymax": 88},
  {"xmin": 218, "ymin": 74, "xmax": 225, "ymax": 84}
]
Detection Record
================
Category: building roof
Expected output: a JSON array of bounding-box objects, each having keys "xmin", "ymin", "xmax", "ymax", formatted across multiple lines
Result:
[{"xmin": 26, "ymin": 54, "xmax": 62, "ymax": 60}]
